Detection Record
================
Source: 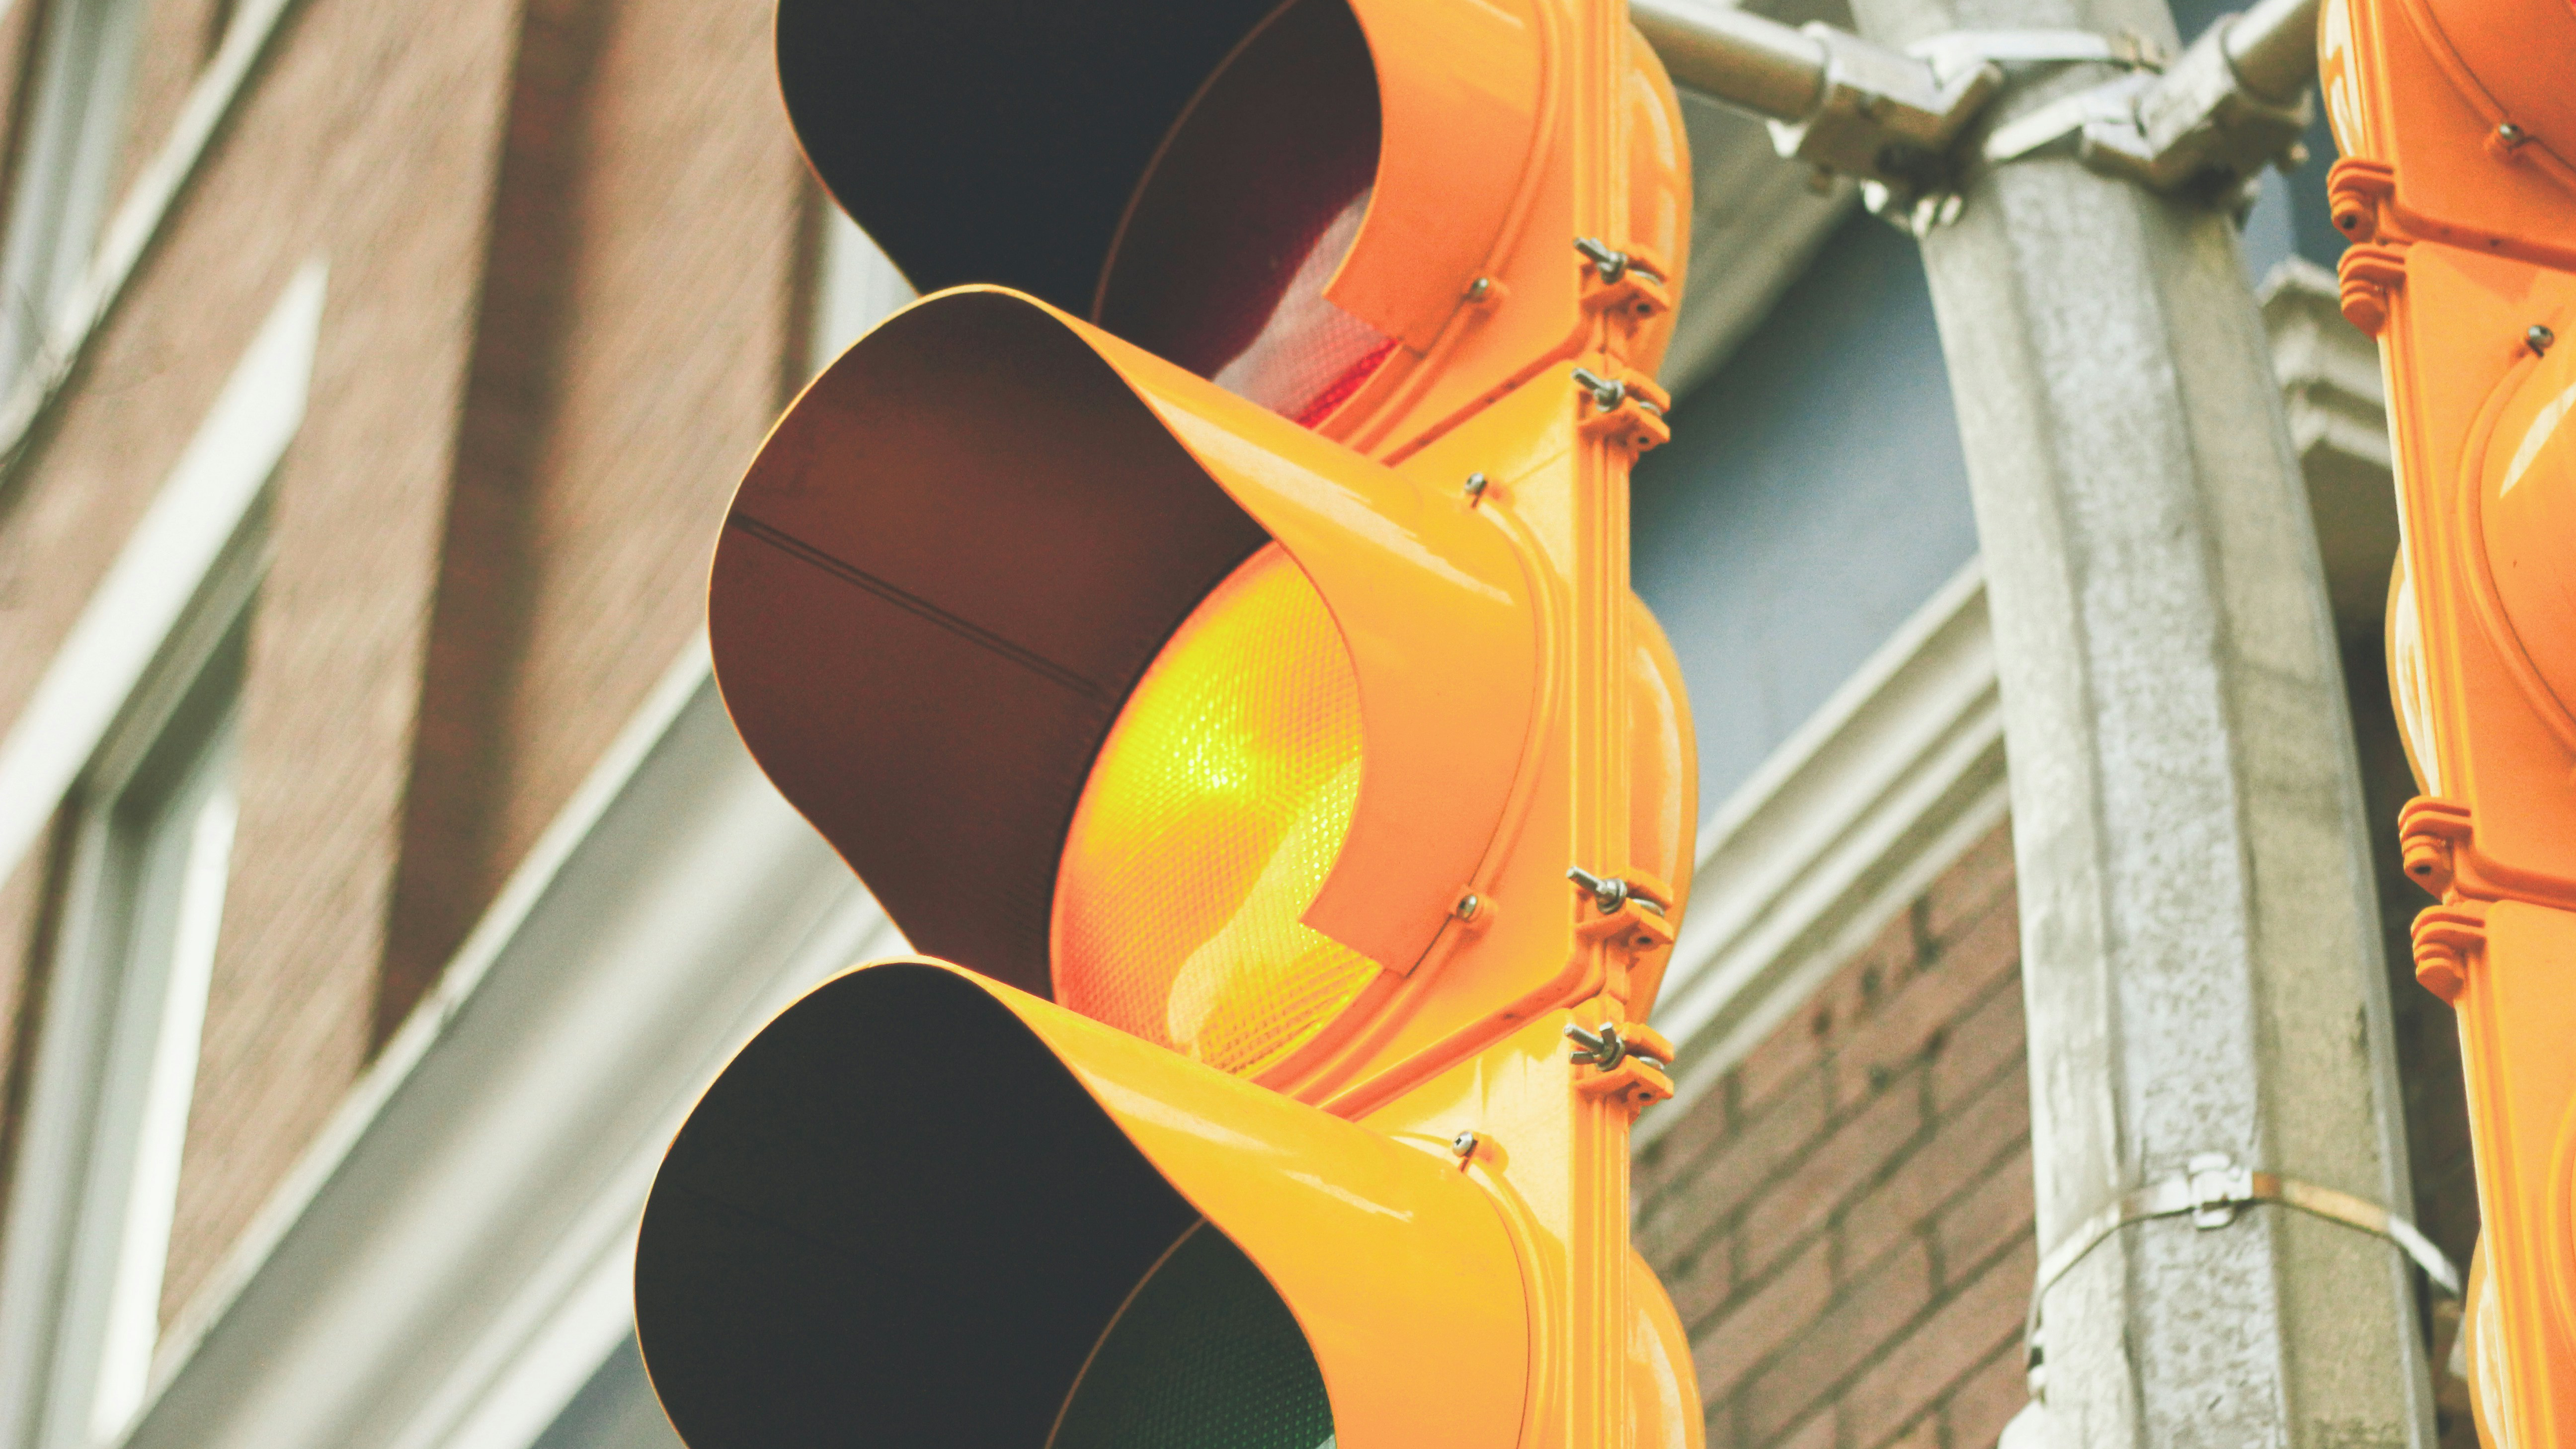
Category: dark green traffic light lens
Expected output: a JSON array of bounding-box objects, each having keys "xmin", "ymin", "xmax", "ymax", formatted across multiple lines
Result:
[{"xmin": 1048, "ymin": 1223, "xmax": 1335, "ymax": 1449}]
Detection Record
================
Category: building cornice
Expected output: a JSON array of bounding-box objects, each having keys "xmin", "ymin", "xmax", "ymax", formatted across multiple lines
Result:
[{"xmin": 1642, "ymin": 562, "xmax": 2006, "ymax": 1143}]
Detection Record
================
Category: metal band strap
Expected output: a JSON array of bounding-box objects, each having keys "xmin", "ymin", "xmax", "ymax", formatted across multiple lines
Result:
[
  {"xmin": 2024, "ymin": 1154, "xmax": 2463, "ymax": 1362},
  {"xmin": 1983, "ymin": 80, "xmax": 2154, "ymax": 165}
]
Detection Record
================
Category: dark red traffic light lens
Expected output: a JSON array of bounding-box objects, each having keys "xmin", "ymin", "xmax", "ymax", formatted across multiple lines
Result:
[{"xmin": 1095, "ymin": 0, "xmax": 1394, "ymax": 428}]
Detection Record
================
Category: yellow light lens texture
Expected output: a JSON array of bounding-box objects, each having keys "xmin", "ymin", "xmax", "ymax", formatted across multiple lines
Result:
[{"xmin": 1052, "ymin": 543, "xmax": 1380, "ymax": 1076}]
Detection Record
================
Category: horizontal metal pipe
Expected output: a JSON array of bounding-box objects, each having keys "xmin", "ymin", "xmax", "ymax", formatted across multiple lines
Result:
[
  {"xmin": 1629, "ymin": 0, "xmax": 1825, "ymax": 122},
  {"xmin": 2223, "ymin": 0, "xmax": 2323, "ymax": 103}
]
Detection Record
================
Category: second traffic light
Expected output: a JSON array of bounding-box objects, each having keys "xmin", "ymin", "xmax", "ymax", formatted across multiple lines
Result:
[{"xmin": 2325, "ymin": 0, "xmax": 2576, "ymax": 1437}]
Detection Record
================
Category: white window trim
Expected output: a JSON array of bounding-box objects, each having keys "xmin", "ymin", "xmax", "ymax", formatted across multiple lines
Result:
[
  {"xmin": 0, "ymin": 0, "xmax": 150, "ymax": 387},
  {"xmin": 807, "ymin": 206, "xmax": 911, "ymax": 378},
  {"xmin": 84, "ymin": 731, "xmax": 238, "ymax": 1441},
  {"xmin": 104, "ymin": 641, "xmax": 892, "ymax": 1449},
  {"xmin": 1641, "ymin": 560, "xmax": 2008, "ymax": 1144},
  {"xmin": 0, "ymin": 259, "xmax": 320, "ymax": 893},
  {"xmin": 51, "ymin": 215, "xmax": 923, "ymax": 1449},
  {"xmin": 0, "ymin": 0, "xmax": 305, "ymax": 490},
  {"xmin": 0, "ymin": 261, "xmax": 320, "ymax": 1449},
  {"xmin": 35, "ymin": 629, "xmax": 247, "ymax": 1449}
]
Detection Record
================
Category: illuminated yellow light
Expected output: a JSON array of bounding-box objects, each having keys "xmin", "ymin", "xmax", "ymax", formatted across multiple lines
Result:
[{"xmin": 1052, "ymin": 542, "xmax": 1380, "ymax": 1076}]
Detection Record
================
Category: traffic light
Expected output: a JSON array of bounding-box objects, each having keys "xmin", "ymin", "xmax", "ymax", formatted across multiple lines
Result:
[
  {"xmin": 2322, "ymin": 0, "xmax": 2576, "ymax": 1438},
  {"xmin": 633, "ymin": 0, "xmax": 1703, "ymax": 1445}
]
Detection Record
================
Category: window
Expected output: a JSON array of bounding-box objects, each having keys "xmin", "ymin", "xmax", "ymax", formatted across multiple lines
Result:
[
  {"xmin": 0, "ymin": 546, "xmax": 257, "ymax": 1449},
  {"xmin": 53, "ymin": 612, "xmax": 244, "ymax": 1444},
  {"xmin": 0, "ymin": 261, "xmax": 318, "ymax": 1449},
  {"xmin": 0, "ymin": 0, "xmax": 148, "ymax": 384}
]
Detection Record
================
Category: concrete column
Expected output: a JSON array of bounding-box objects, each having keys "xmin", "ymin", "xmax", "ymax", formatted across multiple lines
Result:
[{"xmin": 1835, "ymin": 1, "xmax": 2434, "ymax": 1444}]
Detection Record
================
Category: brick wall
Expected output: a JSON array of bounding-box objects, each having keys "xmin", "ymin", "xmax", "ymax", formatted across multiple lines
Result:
[
  {"xmin": 1635, "ymin": 719, "xmax": 2485, "ymax": 1449},
  {"xmin": 166, "ymin": 0, "xmax": 801, "ymax": 1312},
  {"xmin": 0, "ymin": 0, "xmax": 801, "ymax": 1338},
  {"xmin": 116, "ymin": 0, "xmax": 232, "ymax": 203},
  {"xmin": 0, "ymin": 0, "xmax": 524, "ymax": 1319},
  {"xmin": 1636, "ymin": 821, "xmax": 2031, "ymax": 1449},
  {"xmin": 380, "ymin": 0, "xmax": 804, "ymax": 1036}
]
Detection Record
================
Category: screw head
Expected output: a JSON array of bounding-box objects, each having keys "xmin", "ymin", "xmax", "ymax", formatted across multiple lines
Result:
[
  {"xmin": 1451, "ymin": 1129, "xmax": 1480, "ymax": 1158},
  {"xmin": 1465, "ymin": 276, "xmax": 1493, "ymax": 302},
  {"xmin": 1462, "ymin": 472, "xmax": 1489, "ymax": 501},
  {"xmin": 2530, "ymin": 324, "xmax": 2556, "ymax": 355},
  {"xmin": 2499, "ymin": 122, "xmax": 2528, "ymax": 147}
]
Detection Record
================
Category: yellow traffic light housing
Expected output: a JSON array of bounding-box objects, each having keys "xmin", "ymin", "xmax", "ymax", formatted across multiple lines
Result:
[
  {"xmin": 707, "ymin": 291, "xmax": 1554, "ymax": 1016},
  {"xmin": 638, "ymin": 0, "xmax": 1702, "ymax": 1444},
  {"xmin": 779, "ymin": 0, "xmax": 1688, "ymax": 456},
  {"xmin": 2324, "ymin": 0, "xmax": 2576, "ymax": 1437}
]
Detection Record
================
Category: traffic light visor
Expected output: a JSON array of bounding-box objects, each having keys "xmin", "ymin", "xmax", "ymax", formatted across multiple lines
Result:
[
  {"xmin": 708, "ymin": 287, "xmax": 1538, "ymax": 1010},
  {"xmin": 776, "ymin": 0, "xmax": 1544, "ymax": 364},
  {"xmin": 633, "ymin": 961, "xmax": 1530, "ymax": 1449}
]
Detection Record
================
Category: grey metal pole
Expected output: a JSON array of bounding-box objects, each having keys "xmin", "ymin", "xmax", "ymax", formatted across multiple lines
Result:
[
  {"xmin": 1830, "ymin": 0, "xmax": 2434, "ymax": 1444},
  {"xmin": 2224, "ymin": 0, "xmax": 2325, "ymax": 104},
  {"xmin": 1628, "ymin": 0, "xmax": 1825, "ymax": 117}
]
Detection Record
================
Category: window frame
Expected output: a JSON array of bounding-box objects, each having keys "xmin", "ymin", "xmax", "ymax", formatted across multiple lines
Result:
[
  {"xmin": 1, "ymin": 519, "xmax": 262, "ymax": 1449},
  {"xmin": 0, "ymin": 260, "xmax": 320, "ymax": 1449},
  {"xmin": 0, "ymin": 0, "xmax": 150, "ymax": 385}
]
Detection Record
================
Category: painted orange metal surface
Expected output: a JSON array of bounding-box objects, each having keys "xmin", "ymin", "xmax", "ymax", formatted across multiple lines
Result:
[
  {"xmin": 969, "ymin": 961, "xmax": 1535, "ymax": 1447},
  {"xmin": 2324, "ymin": 0, "xmax": 2576, "ymax": 1439},
  {"xmin": 709, "ymin": 286, "xmax": 1541, "ymax": 984},
  {"xmin": 1301, "ymin": 2, "xmax": 1694, "ymax": 460},
  {"xmin": 1630, "ymin": 1248, "xmax": 1704, "ymax": 1449},
  {"xmin": 1324, "ymin": 0, "xmax": 1546, "ymax": 352},
  {"xmin": 1071, "ymin": 296, "xmax": 1558, "ymax": 977},
  {"xmin": 991, "ymin": 956, "xmax": 1709, "ymax": 1449}
]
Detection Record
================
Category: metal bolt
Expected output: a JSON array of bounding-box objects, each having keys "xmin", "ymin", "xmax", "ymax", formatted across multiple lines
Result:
[
  {"xmin": 1453, "ymin": 890, "xmax": 1482, "ymax": 919},
  {"xmin": 1566, "ymin": 866, "xmax": 1629, "ymax": 914},
  {"xmin": 1451, "ymin": 1129, "xmax": 1480, "ymax": 1158},
  {"xmin": 1570, "ymin": 367, "xmax": 1625, "ymax": 411},
  {"xmin": 1574, "ymin": 236, "xmax": 1628, "ymax": 283},
  {"xmin": 1465, "ymin": 276, "xmax": 1493, "ymax": 302},
  {"xmin": 2498, "ymin": 122, "xmax": 2528, "ymax": 148},
  {"xmin": 1462, "ymin": 472, "xmax": 1489, "ymax": 502},
  {"xmin": 1565, "ymin": 1021, "xmax": 1628, "ymax": 1068},
  {"xmin": 2529, "ymin": 324, "xmax": 2556, "ymax": 356}
]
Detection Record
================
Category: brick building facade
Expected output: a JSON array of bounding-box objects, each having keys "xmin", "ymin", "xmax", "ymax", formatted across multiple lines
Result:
[
  {"xmin": 1639, "ymin": 825, "xmax": 2030, "ymax": 1449},
  {"xmin": 0, "ymin": 0, "xmax": 2472, "ymax": 1445},
  {"xmin": 0, "ymin": 0, "xmax": 805, "ymax": 1333}
]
